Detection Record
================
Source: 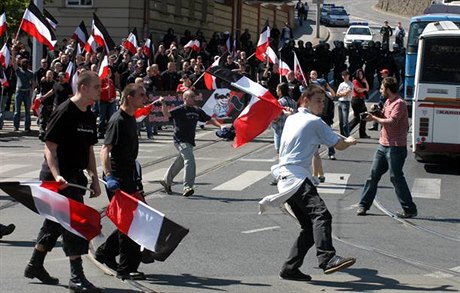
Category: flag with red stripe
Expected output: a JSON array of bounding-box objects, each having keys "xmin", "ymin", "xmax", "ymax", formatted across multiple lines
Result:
[
  {"xmin": 184, "ymin": 39, "xmax": 200, "ymax": 52},
  {"xmin": 122, "ymin": 28, "xmax": 138, "ymax": 55},
  {"xmin": 293, "ymin": 52, "xmax": 307, "ymax": 85},
  {"xmin": 98, "ymin": 55, "xmax": 109, "ymax": 80},
  {"xmin": 0, "ymin": 7, "xmax": 7, "ymax": 38},
  {"xmin": 84, "ymin": 34, "xmax": 97, "ymax": 54},
  {"xmin": 279, "ymin": 58, "xmax": 291, "ymax": 77},
  {"xmin": 143, "ymin": 34, "xmax": 154, "ymax": 58},
  {"xmin": 0, "ymin": 42, "xmax": 10, "ymax": 68},
  {"xmin": 204, "ymin": 51, "xmax": 229, "ymax": 90},
  {"xmin": 0, "ymin": 181, "xmax": 101, "ymax": 241},
  {"xmin": 265, "ymin": 46, "xmax": 278, "ymax": 64},
  {"xmin": 91, "ymin": 13, "xmax": 115, "ymax": 52},
  {"xmin": 106, "ymin": 190, "xmax": 189, "ymax": 261},
  {"xmin": 255, "ymin": 21, "xmax": 270, "ymax": 62},
  {"xmin": 65, "ymin": 61, "xmax": 74, "ymax": 82},
  {"xmin": 0, "ymin": 70, "xmax": 9, "ymax": 87},
  {"xmin": 134, "ymin": 103, "xmax": 154, "ymax": 123},
  {"xmin": 72, "ymin": 21, "xmax": 88, "ymax": 48},
  {"xmin": 43, "ymin": 8, "xmax": 58, "ymax": 31},
  {"xmin": 20, "ymin": 2, "xmax": 57, "ymax": 50},
  {"xmin": 206, "ymin": 66, "xmax": 283, "ymax": 148}
]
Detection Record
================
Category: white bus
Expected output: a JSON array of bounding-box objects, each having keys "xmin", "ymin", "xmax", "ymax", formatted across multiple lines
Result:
[{"xmin": 412, "ymin": 21, "xmax": 460, "ymax": 162}]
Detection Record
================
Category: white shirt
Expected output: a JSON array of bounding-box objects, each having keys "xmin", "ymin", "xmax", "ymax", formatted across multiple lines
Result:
[{"xmin": 337, "ymin": 81, "xmax": 353, "ymax": 102}]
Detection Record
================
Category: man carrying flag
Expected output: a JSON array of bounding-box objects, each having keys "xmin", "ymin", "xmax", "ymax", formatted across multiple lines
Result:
[
  {"xmin": 24, "ymin": 71, "xmax": 102, "ymax": 293},
  {"xmin": 95, "ymin": 83, "xmax": 147, "ymax": 280}
]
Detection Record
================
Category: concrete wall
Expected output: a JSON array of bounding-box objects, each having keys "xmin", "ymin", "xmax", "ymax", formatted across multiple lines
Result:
[{"xmin": 377, "ymin": 0, "xmax": 433, "ymax": 17}]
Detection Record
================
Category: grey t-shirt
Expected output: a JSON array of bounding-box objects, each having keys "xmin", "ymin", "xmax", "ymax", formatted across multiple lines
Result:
[{"xmin": 16, "ymin": 68, "xmax": 34, "ymax": 91}]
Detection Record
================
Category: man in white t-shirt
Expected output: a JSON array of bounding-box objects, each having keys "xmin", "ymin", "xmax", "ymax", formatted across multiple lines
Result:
[
  {"xmin": 260, "ymin": 85, "xmax": 357, "ymax": 281},
  {"xmin": 336, "ymin": 70, "xmax": 353, "ymax": 136}
]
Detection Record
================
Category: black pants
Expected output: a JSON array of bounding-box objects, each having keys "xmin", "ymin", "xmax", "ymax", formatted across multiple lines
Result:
[
  {"xmin": 281, "ymin": 178, "xmax": 336, "ymax": 272},
  {"xmin": 36, "ymin": 172, "xmax": 89, "ymax": 256},
  {"xmin": 349, "ymin": 98, "xmax": 368, "ymax": 137},
  {"xmin": 98, "ymin": 167, "xmax": 142, "ymax": 274}
]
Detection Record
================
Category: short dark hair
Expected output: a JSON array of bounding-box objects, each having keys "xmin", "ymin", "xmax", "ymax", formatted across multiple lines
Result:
[
  {"xmin": 121, "ymin": 83, "xmax": 144, "ymax": 104},
  {"xmin": 301, "ymin": 84, "xmax": 325, "ymax": 100},
  {"xmin": 341, "ymin": 70, "xmax": 349, "ymax": 76},
  {"xmin": 382, "ymin": 77, "xmax": 399, "ymax": 94},
  {"xmin": 277, "ymin": 82, "xmax": 290, "ymax": 97},
  {"xmin": 77, "ymin": 70, "xmax": 98, "ymax": 90}
]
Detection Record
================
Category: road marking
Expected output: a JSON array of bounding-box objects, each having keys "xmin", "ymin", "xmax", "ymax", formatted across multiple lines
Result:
[
  {"xmin": 0, "ymin": 164, "xmax": 29, "ymax": 176},
  {"xmin": 239, "ymin": 158, "xmax": 277, "ymax": 162},
  {"xmin": 213, "ymin": 170, "xmax": 270, "ymax": 191},
  {"xmin": 317, "ymin": 173, "xmax": 350, "ymax": 194},
  {"xmin": 143, "ymin": 168, "xmax": 170, "ymax": 182},
  {"xmin": 344, "ymin": 203, "xmax": 360, "ymax": 210},
  {"xmin": 411, "ymin": 178, "xmax": 441, "ymax": 199},
  {"xmin": 424, "ymin": 271, "xmax": 453, "ymax": 279},
  {"xmin": 241, "ymin": 226, "xmax": 280, "ymax": 234}
]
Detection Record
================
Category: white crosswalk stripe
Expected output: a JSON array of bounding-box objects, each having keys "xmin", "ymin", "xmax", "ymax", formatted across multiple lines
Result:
[
  {"xmin": 213, "ymin": 171, "xmax": 270, "ymax": 191},
  {"xmin": 317, "ymin": 173, "xmax": 351, "ymax": 194},
  {"xmin": 411, "ymin": 178, "xmax": 441, "ymax": 199},
  {"xmin": 424, "ymin": 266, "xmax": 460, "ymax": 279}
]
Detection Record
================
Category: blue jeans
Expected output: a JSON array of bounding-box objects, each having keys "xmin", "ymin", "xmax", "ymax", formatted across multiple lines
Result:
[
  {"xmin": 163, "ymin": 142, "xmax": 196, "ymax": 190},
  {"xmin": 0, "ymin": 93, "xmax": 7, "ymax": 129},
  {"xmin": 98, "ymin": 101, "xmax": 117, "ymax": 135},
  {"xmin": 338, "ymin": 100, "xmax": 350, "ymax": 137},
  {"xmin": 273, "ymin": 129, "xmax": 282, "ymax": 154},
  {"xmin": 13, "ymin": 90, "xmax": 31, "ymax": 130},
  {"xmin": 359, "ymin": 145, "xmax": 417, "ymax": 213}
]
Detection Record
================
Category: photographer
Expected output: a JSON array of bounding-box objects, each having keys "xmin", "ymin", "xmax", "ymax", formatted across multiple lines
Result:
[
  {"xmin": 348, "ymin": 69, "xmax": 370, "ymax": 138},
  {"xmin": 356, "ymin": 77, "xmax": 417, "ymax": 218}
]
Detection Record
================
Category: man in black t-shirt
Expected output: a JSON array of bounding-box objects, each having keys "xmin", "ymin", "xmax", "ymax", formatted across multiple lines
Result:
[
  {"xmin": 53, "ymin": 72, "xmax": 73, "ymax": 107},
  {"xmin": 159, "ymin": 90, "xmax": 223, "ymax": 197},
  {"xmin": 37, "ymin": 70, "xmax": 56, "ymax": 141},
  {"xmin": 95, "ymin": 84, "xmax": 147, "ymax": 280},
  {"xmin": 24, "ymin": 71, "xmax": 102, "ymax": 293}
]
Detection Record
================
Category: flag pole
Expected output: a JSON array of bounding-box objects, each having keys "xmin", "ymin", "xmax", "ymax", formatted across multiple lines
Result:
[{"xmin": 192, "ymin": 70, "xmax": 206, "ymax": 87}]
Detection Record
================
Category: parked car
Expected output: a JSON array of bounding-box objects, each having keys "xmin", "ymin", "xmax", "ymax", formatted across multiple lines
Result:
[
  {"xmin": 325, "ymin": 8, "xmax": 350, "ymax": 27},
  {"xmin": 343, "ymin": 22, "xmax": 374, "ymax": 48},
  {"xmin": 320, "ymin": 4, "xmax": 336, "ymax": 24}
]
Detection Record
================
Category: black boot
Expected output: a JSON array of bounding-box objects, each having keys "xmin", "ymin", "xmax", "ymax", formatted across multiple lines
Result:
[
  {"xmin": 69, "ymin": 258, "xmax": 100, "ymax": 293},
  {"xmin": 24, "ymin": 249, "xmax": 59, "ymax": 284}
]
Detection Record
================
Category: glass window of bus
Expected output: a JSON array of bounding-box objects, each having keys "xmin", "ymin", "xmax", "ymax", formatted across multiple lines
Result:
[
  {"xmin": 420, "ymin": 37, "xmax": 460, "ymax": 84},
  {"xmin": 409, "ymin": 21, "xmax": 460, "ymax": 53}
]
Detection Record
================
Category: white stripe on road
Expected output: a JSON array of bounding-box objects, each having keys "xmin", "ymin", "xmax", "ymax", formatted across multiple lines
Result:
[
  {"xmin": 241, "ymin": 226, "xmax": 280, "ymax": 234},
  {"xmin": 239, "ymin": 158, "xmax": 277, "ymax": 163},
  {"xmin": 411, "ymin": 178, "xmax": 441, "ymax": 199},
  {"xmin": 143, "ymin": 168, "xmax": 170, "ymax": 182},
  {"xmin": 0, "ymin": 164, "xmax": 30, "ymax": 177},
  {"xmin": 212, "ymin": 170, "xmax": 270, "ymax": 191},
  {"xmin": 317, "ymin": 173, "xmax": 350, "ymax": 194}
]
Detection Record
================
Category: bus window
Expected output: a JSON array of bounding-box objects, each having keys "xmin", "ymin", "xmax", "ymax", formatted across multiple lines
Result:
[
  {"xmin": 407, "ymin": 21, "xmax": 460, "ymax": 53},
  {"xmin": 420, "ymin": 37, "xmax": 460, "ymax": 84}
]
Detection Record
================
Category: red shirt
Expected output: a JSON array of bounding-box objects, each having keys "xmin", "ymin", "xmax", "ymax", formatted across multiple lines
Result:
[
  {"xmin": 100, "ymin": 78, "xmax": 116, "ymax": 102},
  {"xmin": 352, "ymin": 79, "xmax": 366, "ymax": 99},
  {"xmin": 379, "ymin": 96, "xmax": 408, "ymax": 147}
]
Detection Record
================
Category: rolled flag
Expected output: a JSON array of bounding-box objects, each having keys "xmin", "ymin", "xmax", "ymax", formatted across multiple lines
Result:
[
  {"xmin": 122, "ymin": 28, "xmax": 138, "ymax": 55},
  {"xmin": 20, "ymin": 2, "xmax": 57, "ymax": 50},
  {"xmin": 134, "ymin": 103, "xmax": 154, "ymax": 123},
  {"xmin": 91, "ymin": 13, "xmax": 115, "ymax": 52},
  {"xmin": 0, "ymin": 181, "xmax": 101, "ymax": 241},
  {"xmin": 1, "ymin": 70, "xmax": 9, "ymax": 87},
  {"xmin": 72, "ymin": 21, "xmax": 88, "ymax": 48},
  {"xmin": 255, "ymin": 21, "xmax": 270, "ymax": 62},
  {"xmin": 71, "ymin": 68, "xmax": 78, "ymax": 94},
  {"xmin": 293, "ymin": 52, "xmax": 307, "ymax": 85},
  {"xmin": 43, "ymin": 8, "xmax": 58, "ymax": 31},
  {"xmin": 0, "ymin": 42, "xmax": 10, "ymax": 68},
  {"xmin": 206, "ymin": 66, "xmax": 283, "ymax": 148},
  {"xmin": 65, "ymin": 60, "xmax": 73, "ymax": 82},
  {"xmin": 142, "ymin": 34, "xmax": 154, "ymax": 58},
  {"xmin": 0, "ymin": 6, "xmax": 7, "ymax": 38},
  {"xmin": 106, "ymin": 190, "xmax": 189, "ymax": 261},
  {"xmin": 279, "ymin": 58, "xmax": 291, "ymax": 77},
  {"xmin": 98, "ymin": 55, "xmax": 109, "ymax": 80},
  {"xmin": 31, "ymin": 97, "xmax": 41, "ymax": 117}
]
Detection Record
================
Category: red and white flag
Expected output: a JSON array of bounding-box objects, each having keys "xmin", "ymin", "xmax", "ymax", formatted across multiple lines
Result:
[
  {"xmin": 65, "ymin": 60, "xmax": 73, "ymax": 82},
  {"xmin": 20, "ymin": 2, "xmax": 57, "ymax": 50},
  {"xmin": 91, "ymin": 13, "xmax": 115, "ymax": 52},
  {"xmin": 293, "ymin": 52, "xmax": 307, "ymax": 85},
  {"xmin": 1, "ymin": 70, "xmax": 9, "ymax": 87},
  {"xmin": 84, "ymin": 34, "xmax": 97, "ymax": 54},
  {"xmin": 72, "ymin": 21, "xmax": 88, "ymax": 48},
  {"xmin": 106, "ymin": 190, "xmax": 189, "ymax": 261},
  {"xmin": 184, "ymin": 39, "xmax": 200, "ymax": 52},
  {"xmin": 71, "ymin": 68, "xmax": 78, "ymax": 94},
  {"xmin": 204, "ymin": 51, "xmax": 229, "ymax": 90},
  {"xmin": 206, "ymin": 66, "xmax": 283, "ymax": 148},
  {"xmin": 122, "ymin": 28, "xmax": 138, "ymax": 55},
  {"xmin": 98, "ymin": 55, "xmax": 109, "ymax": 80},
  {"xmin": 0, "ymin": 42, "xmax": 10, "ymax": 68},
  {"xmin": 255, "ymin": 21, "xmax": 270, "ymax": 62},
  {"xmin": 43, "ymin": 8, "xmax": 58, "ymax": 31},
  {"xmin": 265, "ymin": 46, "xmax": 278, "ymax": 64},
  {"xmin": 0, "ymin": 7, "xmax": 7, "ymax": 38},
  {"xmin": 0, "ymin": 181, "xmax": 101, "ymax": 241},
  {"xmin": 134, "ymin": 103, "xmax": 154, "ymax": 123},
  {"xmin": 279, "ymin": 58, "xmax": 291, "ymax": 77}
]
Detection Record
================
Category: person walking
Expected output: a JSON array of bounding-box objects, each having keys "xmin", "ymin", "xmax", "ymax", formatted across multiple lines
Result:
[
  {"xmin": 95, "ymin": 83, "xmax": 147, "ymax": 280},
  {"xmin": 349, "ymin": 68, "xmax": 370, "ymax": 138},
  {"xmin": 159, "ymin": 90, "xmax": 224, "ymax": 197},
  {"xmin": 380, "ymin": 20, "xmax": 393, "ymax": 50},
  {"xmin": 357, "ymin": 77, "xmax": 417, "ymax": 218},
  {"xmin": 24, "ymin": 70, "xmax": 102, "ymax": 293},
  {"xmin": 262, "ymin": 85, "xmax": 357, "ymax": 281}
]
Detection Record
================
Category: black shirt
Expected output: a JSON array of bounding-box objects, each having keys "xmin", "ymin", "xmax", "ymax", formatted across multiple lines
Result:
[
  {"xmin": 53, "ymin": 82, "xmax": 73, "ymax": 106},
  {"xmin": 170, "ymin": 104, "xmax": 211, "ymax": 146},
  {"xmin": 104, "ymin": 110, "xmax": 138, "ymax": 170},
  {"xmin": 41, "ymin": 100, "xmax": 97, "ymax": 177},
  {"xmin": 39, "ymin": 80, "xmax": 55, "ymax": 106}
]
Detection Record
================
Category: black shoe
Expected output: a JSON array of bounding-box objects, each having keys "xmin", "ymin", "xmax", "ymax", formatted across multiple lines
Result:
[
  {"xmin": 14, "ymin": 128, "xmax": 19, "ymax": 132},
  {"xmin": 0, "ymin": 223, "xmax": 15, "ymax": 239},
  {"xmin": 356, "ymin": 207, "xmax": 367, "ymax": 216},
  {"xmin": 69, "ymin": 276, "xmax": 100, "ymax": 293},
  {"xmin": 396, "ymin": 210, "xmax": 417, "ymax": 218},
  {"xmin": 183, "ymin": 188, "xmax": 194, "ymax": 197},
  {"xmin": 24, "ymin": 128, "xmax": 31, "ymax": 133},
  {"xmin": 24, "ymin": 264, "xmax": 59, "ymax": 285},
  {"xmin": 116, "ymin": 271, "xmax": 145, "ymax": 280},
  {"xmin": 360, "ymin": 134, "xmax": 371, "ymax": 139},
  {"xmin": 94, "ymin": 252, "xmax": 118, "ymax": 271},
  {"xmin": 279, "ymin": 269, "xmax": 312, "ymax": 281},
  {"xmin": 318, "ymin": 176, "xmax": 326, "ymax": 183},
  {"xmin": 321, "ymin": 255, "xmax": 356, "ymax": 274},
  {"xmin": 160, "ymin": 180, "xmax": 172, "ymax": 194}
]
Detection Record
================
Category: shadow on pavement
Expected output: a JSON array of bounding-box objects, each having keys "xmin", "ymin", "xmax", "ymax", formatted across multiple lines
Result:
[
  {"xmin": 0, "ymin": 240, "xmax": 62, "ymax": 248},
  {"xmin": 310, "ymin": 268, "xmax": 458, "ymax": 292},
  {"xmin": 145, "ymin": 273, "xmax": 270, "ymax": 291},
  {"xmin": 423, "ymin": 163, "xmax": 460, "ymax": 176}
]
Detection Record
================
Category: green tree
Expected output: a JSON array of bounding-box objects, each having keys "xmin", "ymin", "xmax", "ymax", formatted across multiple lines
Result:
[{"xmin": 3, "ymin": 0, "xmax": 51, "ymax": 38}]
